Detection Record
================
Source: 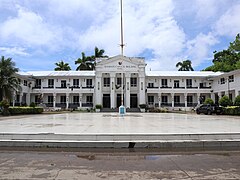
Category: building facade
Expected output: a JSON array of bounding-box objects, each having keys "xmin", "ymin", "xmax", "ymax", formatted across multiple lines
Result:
[{"xmin": 15, "ymin": 55, "xmax": 240, "ymax": 110}]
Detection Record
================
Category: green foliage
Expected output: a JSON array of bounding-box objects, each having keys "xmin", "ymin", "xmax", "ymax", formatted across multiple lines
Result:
[
  {"xmin": 95, "ymin": 104, "xmax": 102, "ymax": 109},
  {"xmin": 8, "ymin": 107, "xmax": 43, "ymax": 115},
  {"xmin": 0, "ymin": 100, "xmax": 10, "ymax": 116},
  {"xmin": 203, "ymin": 34, "xmax": 240, "ymax": 72},
  {"xmin": 0, "ymin": 56, "xmax": 21, "ymax": 101},
  {"xmin": 176, "ymin": 60, "xmax": 194, "ymax": 71},
  {"xmin": 234, "ymin": 95, "xmax": 240, "ymax": 106},
  {"xmin": 139, "ymin": 104, "xmax": 147, "ymax": 109},
  {"xmin": 219, "ymin": 95, "xmax": 232, "ymax": 107},
  {"xmin": 203, "ymin": 98, "xmax": 214, "ymax": 105},
  {"xmin": 223, "ymin": 106, "xmax": 240, "ymax": 115},
  {"xmin": 30, "ymin": 102, "xmax": 36, "ymax": 108},
  {"xmin": 54, "ymin": 60, "xmax": 71, "ymax": 71}
]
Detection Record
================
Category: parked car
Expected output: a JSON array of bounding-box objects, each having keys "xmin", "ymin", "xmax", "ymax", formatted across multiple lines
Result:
[{"xmin": 196, "ymin": 104, "xmax": 223, "ymax": 115}]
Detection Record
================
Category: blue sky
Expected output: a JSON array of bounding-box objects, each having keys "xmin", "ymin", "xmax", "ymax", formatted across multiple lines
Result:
[{"xmin": 0, "ymin": 0, "xmax": 239, "ymax": 71}]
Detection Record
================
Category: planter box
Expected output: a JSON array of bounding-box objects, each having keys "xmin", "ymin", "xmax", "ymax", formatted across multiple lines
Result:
[
  {"xmin": 140, "ymin": 108, "xmax": 145, "ymax": 113},
  {"xmin": 95, "ymin": 109, "xmax": 101, "ymax": 112}
]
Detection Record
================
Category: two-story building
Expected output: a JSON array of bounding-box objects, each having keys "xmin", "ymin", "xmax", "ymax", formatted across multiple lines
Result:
[{"xmin": 15, "ymin": 55, "xmax": 240, "ymax": 111}]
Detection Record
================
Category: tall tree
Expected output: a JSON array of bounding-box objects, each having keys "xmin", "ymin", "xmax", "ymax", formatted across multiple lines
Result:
[
  {"xmin": 75, "ymin": 52, "xmax": 92, "ymax": 71},
  {"xmin": 176, "ymin": 60, "xmax": 194, "ymax": 71},
  {"xmin": 204, "ymin": 34, "xmax": 240, "ymax": 72},
  {"xmin": 0, "ymin": 56, "xmax": 21, "ymax": 101},
  {"xmin": 94, "ymin": 46, "xmax": 108, "ymax": 58},
  {"xmin": 54, "ymin": 60, "xmax": 71, "ymax": 71}
]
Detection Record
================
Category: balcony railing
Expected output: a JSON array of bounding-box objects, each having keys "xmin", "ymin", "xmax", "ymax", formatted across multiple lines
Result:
[
  {"xmin": 186, "ymin": 86, "xmax": 198, "ymax": 89},
  {"xmin": 174, "ymin": 86, "xmax": 185, "ymax": 89},
  {"xmin": 43, "ymin": 86, "xmax": 54, "ymax": 89},
  {"xmin": 56, "ymin": 86, "xmax": 67, "ymax": 89},
  {"xmin": 32, "ymin": 86, "xmax": 41, "ymax": 89},
  {"xmin": 199, "ymin": 86, "xmax": 211, "ymax": 89},
  {"xmin": 147, "ymin": 86, "xmax": 159, "ymax": 89},
  {"xmin": 161, "ymin": 103, "xmax": 172, "ymax": 106},
  {"xmin": 82, "ymin": 86, "xmax": 94, "ymax": 89},
  {"xmin": 160, "ymin": 86, "xmax": 172, "ymax": 89},
  {"xmin": 82, "ymin": 103, "xmax": 93, "ymax": 107}
]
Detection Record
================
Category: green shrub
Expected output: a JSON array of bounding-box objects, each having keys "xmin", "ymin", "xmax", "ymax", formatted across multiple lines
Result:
[
  {"xmin": 9, "ymin": 107, "xmax": 43, "ymax": 115},
  {"xmin": 204, "ymin": 98, "xmax": 214, "ymax": 105},
  {"xmin": 0, "ymin": 100, "xmax": 10, "ymax": 116},
  {"xmin": 219, "ymin": 95, "xmax": 232, "ymax": 107},
  {"xmin": 223, "ymin": 106, "xmax": 240, "ymax": 115},
  {"xmin": 30, "ymin": 102, "xmax": 36, "ymax": 108},
  {"xmin": 139, "ymin": 104, "xmax": 147, "ymax": 109},
  {"xmin": 234, "ymin": 95, "xmax": 240, "ymax": 106},
  {"xmin": 95, "ymin": 104, "xmax": 102, "ymax": 109}
]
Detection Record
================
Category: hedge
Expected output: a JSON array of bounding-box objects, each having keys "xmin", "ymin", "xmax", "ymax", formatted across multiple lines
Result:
[
  {"xmin": 8, "ymin": 107, "xmax": 43, "ymax": 115},
  {"xmin": 223, "ymin": 106, "xmax": 240, "ymax": 115}
]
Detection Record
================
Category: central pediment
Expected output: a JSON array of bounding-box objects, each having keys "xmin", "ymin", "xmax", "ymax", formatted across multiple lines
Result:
[{"xmin": 95, "ymin": 55, "xmax": 145, "ymax": 72}]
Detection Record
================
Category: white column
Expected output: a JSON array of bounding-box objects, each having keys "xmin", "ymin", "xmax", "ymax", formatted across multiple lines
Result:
[
  {"xmin": 211, "ymin": 92, "xmax": 215, "ymax": 102},
  {"xmin": 19, "ymin": 93, "xmax": 23, "ymax": 105},
  {"xmin": 197, "ymin": 93, "xmax": 201, "ymax": 105},
  {"xmin": 95, "ymin": 73, "xmax": 102, "ymax": 105},
  {"xmin": 26, "ymin": 93, "xmax": 30, "ymax": 106},
  {"xmin": 171, "ymin": 93, "xmax": 174, "ymax": 108},
  {"xmin": 158, "ymin": 93, "xmax": 161, "ymax": 108},
  {"xmin": 53, "ymin": 93, "xmax": 56, "ymax": 109},
  {"xmin": 66, "ymin": 93, "xmax": 69, "ymax": 109},
  {"xmin": 184, "ymin": 93, "xmax": 187, "ymax": 108},
  {"xmin": 235, "ymin": 90, "xmax": 239, "ymax": 97},
  {"xmin": 125, "ymin": 73, "xmax": 130, "ymax": 108},
  {"xmin": 79, "ymin": 93, "xmax": 82, "ymax": 108},
  {"xmin": 110, "ymin": 73, "xmax": 115, "ymax": 108},
  {"xmin": 139, "ymin": 76, "xmax": 146, "ymax": 105}
]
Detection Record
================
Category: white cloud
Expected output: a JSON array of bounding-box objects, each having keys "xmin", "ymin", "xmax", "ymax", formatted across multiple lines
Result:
[
  {"xmin": 214, "ymin": 4, "xmax": 240, "ymax": 37},
  {"xmin": 0, "ymin": 46, "xmax": 29, "ymax": 56},
  {"xmin": 185, "ymin": 33, "xmax": 218, "ymax": 67},
  {"xmin": 0, "ymin": 6, "xmax": 62, "ymax": 50}
]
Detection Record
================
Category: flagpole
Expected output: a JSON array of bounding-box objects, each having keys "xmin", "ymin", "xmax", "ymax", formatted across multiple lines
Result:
[{"xmin": 119, "ymin": 0, "xmax": 125, "ymax": 115}]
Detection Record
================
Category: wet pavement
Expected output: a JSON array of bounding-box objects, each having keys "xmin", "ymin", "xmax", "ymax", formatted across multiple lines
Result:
[
  {"xmin": 0, "ymin": 150, "xmax": 240, "ymax": 179},
  {"xmin": 0, "ymin": 112, "xmax": 240, "ymax": 134}
]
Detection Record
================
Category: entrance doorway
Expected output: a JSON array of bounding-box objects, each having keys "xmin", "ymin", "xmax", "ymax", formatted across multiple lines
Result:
[
  {"xmin": 130, "ymin": 94, "xmax": 138, "ymax": 108},
  {"xmin": 103, "ymin": 94, "xmax": 110, "ymax": 108},
  {"xmin": 117, "ymin": 94, "xmax": 124, "ymax": 108}
]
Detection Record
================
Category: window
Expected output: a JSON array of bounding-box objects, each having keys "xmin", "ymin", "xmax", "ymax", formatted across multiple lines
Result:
[
  {"xmin": 186, "ymin": 79, "xmax": 192, "ymax": 87},
  {"xmin": 86, "ymin": 96, "xmax": 93, "ymax": 103},
  {"xmin": 148, "ymin": 83, "xmax": 154, "ymax": 88},
  {"xmin": 229, "ymin": 75, "xmax": 234, "ymax": 83},
  {"xmin": 35, "ymin": 79, "xmax": 41, "ymax": 87},
  {"xmin": 48, "ymin": 96, "xmax": 53, "ymax": 103},
  {"xmin": 61, "ymin": 80, "xmax": 67, "ymax": 88},
  {"xmin": 161, "ymin": 79, "xmax": 167, "ymax": 87},
  {"xmin": 60, "ymin": 96, "xmax": 66, "ymax": 103},
  {"xmin": 131, "ymin": 77, "xmax": 137, "ymax": 87},
  {"xmin": 162, "ymin": 96, "xmax": 168, "ymax": 103},
  {"xmin": 86, "ymin": 79, "xmax": 92, "ymax": 87},
  {"xmin": 220, "ymin": 78, "xmax": 225, "ymax": 84},
  {"xmin": 174, "ymin": 96, "xmax": 180, "ymax": 104},
  {"xmin": 73, "ymin": 96, "xmax": 79, "ymax": 104},
  {"xmin": 148, "ymin": 96, "xmax": 154, "ymax": 105},
  {"xmin": 174, "ymin": 80, "xmax": 179, "ymax": 88},
  {"xmin": 187, "ymin": 96, "xmax": 193, "ymax": 104},
  {"xmin": 103, "ymin": 78, "xmax": 110, "ymax": 87},
  {"xmin": 48, "ymin": 79, "xmax": 54, "ymax": 88},
  {"xmin": 117, "ymin": 77, "xmax": 122, "ymax": 85},
  {"xmin": 23, "ymin": 80, "xmax": 28, "ymax": 86},
  {"xmin": 73, "ymin": 79, "xmax": 79, "ymax": 87}
]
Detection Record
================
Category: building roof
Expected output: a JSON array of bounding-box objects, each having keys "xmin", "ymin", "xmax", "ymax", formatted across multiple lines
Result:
[
  {"xmin": 18, "ymin": 71, "xmax": 95, "ymax": 77},
  {"xmin": 146, "ymin": 71, "xmax": 223, "ymax": 77}
]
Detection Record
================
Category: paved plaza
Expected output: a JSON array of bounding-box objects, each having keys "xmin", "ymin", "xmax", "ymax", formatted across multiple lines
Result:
[
  {"xmin": 0, "ymin": 113, "xmax": 240, "ymax": 134},
  {"xmin": 0, "ymin": 113, "xmax": 240, "ymax": 148}
]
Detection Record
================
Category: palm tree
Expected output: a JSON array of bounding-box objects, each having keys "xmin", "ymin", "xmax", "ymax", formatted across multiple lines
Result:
[
  {"xmin": 176, "ymin": 60, "xmax": 194, "ymax": 71},
  {"xmin": 75, "ymin": 52, "xmax": 92, "ymax": 71},
  {"xmin": 54, "ymin": 60, "xmax": 71, "ymax": 71},
  {"xmin": 89, "ymin": 47, "xmax": 108, "ymax": 70},
  {"xmin": 0, "ymin": 56, "xmax": 21, "ymax": 101}
]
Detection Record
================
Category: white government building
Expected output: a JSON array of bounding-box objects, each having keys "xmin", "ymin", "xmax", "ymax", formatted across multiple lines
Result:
[{"xmin": 15, "ymin": 55, "xmax": 240, "ymax": 111}]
